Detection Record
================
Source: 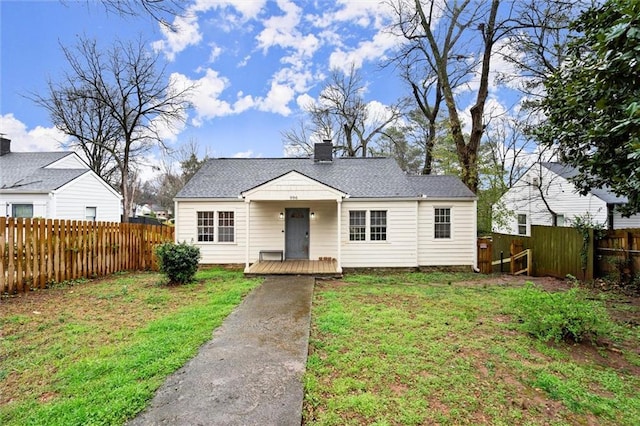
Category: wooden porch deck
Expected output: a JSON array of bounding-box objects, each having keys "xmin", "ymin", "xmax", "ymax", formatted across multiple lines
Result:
[{"xmin": 245, "ymin": 259, "xmax": 341, "ymax": 277}]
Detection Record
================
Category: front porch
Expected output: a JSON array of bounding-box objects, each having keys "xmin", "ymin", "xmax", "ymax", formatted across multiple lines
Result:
[{"xmin": 245, "ymin": 259, "xmax": 342, "ymax": 277}]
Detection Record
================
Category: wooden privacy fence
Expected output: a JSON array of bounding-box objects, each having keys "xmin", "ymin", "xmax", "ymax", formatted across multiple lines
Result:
[
  {"xmin": 596, "ymin": 229, "xmax": 640, "ymax": 279},
  {"xmin": 1, "ymin": 217, "xmax": 174, "ymax": 295},
  {"xmin": 490, "ymin": 226, "xmax": 594, "ymax": 280},
  {"xmin": 487, "ymin": 227, "xmax": 640, "ymax": 281}
]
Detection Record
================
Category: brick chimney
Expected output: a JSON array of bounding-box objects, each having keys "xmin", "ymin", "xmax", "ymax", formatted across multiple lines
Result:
[
  {"xmin": 0, "ymin": 137, "xmax": 10, "ymax": 156},
  {"xmin": 314, "ymin": 140, "xmax": 333, "ymax": 162}
]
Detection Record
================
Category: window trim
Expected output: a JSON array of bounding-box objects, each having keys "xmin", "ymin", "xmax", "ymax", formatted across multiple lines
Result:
[
  {"xmin": 434, "ymin": 207, "xmax": 451, "ymax": 239},
  {"xmin": 370, "ymin": 210, "xmax": 387, "ymax": 241},
  {"xmin": 197, "ymin": 210, "xmax": 236, "ymax": 244},
  {"xmin": 85, "ymin": 206, "xmax": 97, "ymax": 222},
  {"xmin": 517, "ymin": 213, "xmax": 527, "ymax": 236},
  {"xmin": 349, "ymin": 210, "xmax": 367, "ymax": 242},
  {"xmin": 348, "ymin": 209, "xmax": 389, "ymax": 243},
  {"xmin": 12, "ymin": 203, "xmax": 34, "ymax": 218},
  {"xmin": 217, "ymin": 211, "xmax": 235, "ymax": 243}
]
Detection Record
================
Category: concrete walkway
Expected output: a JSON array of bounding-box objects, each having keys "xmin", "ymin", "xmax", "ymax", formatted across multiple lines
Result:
[{"xmin": 128, "ymin": 276, "xmax": 315, "ymax": 426}]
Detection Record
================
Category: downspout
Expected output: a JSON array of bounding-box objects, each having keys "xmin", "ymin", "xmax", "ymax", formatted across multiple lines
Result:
[
  {"xmin": 336, "ymin": 198, "xmax": 342, "ymax": 273},
  {"xmin": 473, "ymin": 198, "xmax": 480, "ymax": 273},
  {"xmin": 245, "ymin": 199, "xmax": 250, "ymax": 272}
]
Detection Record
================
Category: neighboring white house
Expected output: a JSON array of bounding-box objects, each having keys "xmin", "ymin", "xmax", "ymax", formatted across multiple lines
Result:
[
  {"xmin": 0, "ymin": 137, "xmax": 122, "ymax": 222},
  {"xmin": 493, "ymin": 162, "xmax": 640, "ymax": 236},
  {"xmin": 174, "ymin": 142, "xmax": 478, "ymax": 273}
]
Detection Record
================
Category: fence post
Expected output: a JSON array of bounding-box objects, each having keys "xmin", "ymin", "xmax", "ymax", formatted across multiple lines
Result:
[{"xmin": 585, "ymin": 228, "xmax": 594, "ymax": 281}]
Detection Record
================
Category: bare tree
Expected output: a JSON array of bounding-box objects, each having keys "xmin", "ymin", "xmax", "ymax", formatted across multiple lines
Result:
[
  {"xmin": 283, "ymin": 66, "xmax": 403, "ymax": 158},
  {"xmin": 34, "ymin": 84, "xmax": 122, "ymax": 187},
  {"xmin": 33, "ymin": 36, "xmax": 193, "ymax": 222},
  {"xmin": 96, "ymin": 0, "xmax": 183, "ymax": 27}
]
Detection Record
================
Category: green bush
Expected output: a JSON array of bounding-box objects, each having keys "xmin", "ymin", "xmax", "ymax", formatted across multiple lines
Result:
[
  {"xmin": 155, "ymin": 242, "xmax": 201, "ymax": 284},
  {"xmin": 511, "ymin": 283, "xmax": 611, "ymax": 343}
]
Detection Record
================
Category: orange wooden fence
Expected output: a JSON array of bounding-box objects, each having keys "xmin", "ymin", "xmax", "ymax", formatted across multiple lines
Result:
[{"xmin": 1, "ymin": 217, "xmax": 174, "ymax": 295}]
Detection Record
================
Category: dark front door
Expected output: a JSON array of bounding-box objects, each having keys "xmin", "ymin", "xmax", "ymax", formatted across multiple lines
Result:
[{"xmin": 285, "ymin": 208, "xmax": 309, "ymax": 260}]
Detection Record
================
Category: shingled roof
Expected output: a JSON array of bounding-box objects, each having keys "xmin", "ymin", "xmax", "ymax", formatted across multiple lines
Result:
[
  {"xmin": 176, "ymin": 157, "xmax": 476, "ymax": 200},
  {"xmin": 0, "ymin": 151, "xmax": 89, "ymax": 192},
  {"xmin": 541, "ymin": 162, "xmax": 627, "ymax": 204}
]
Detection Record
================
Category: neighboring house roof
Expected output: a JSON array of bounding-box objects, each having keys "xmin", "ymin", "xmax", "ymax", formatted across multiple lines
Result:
[
  {"xmin": 540, "ymin": 162, "xmax": 627, "ymax": 204},
  {"xmin": 176, "ymin": 157, "xmax": 476, "ymax": 199},
  {"xmin": 0, "ymin": 151, "xmax": 108, "ymax": 194}
]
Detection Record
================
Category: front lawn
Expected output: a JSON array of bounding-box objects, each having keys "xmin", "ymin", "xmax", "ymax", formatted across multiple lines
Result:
[
  {"xmin": 304, "ymin": 273, "xmax": 640, "ymax": 425},
  {"xmin": 0, "ymin": 268, "xmax": 260, "ymax": 425}
]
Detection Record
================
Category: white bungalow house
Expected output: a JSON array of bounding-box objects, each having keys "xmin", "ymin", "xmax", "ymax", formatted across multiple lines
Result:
[
  {"xmin": 493, "ymin": 162, "xmax": 640, "ymax": 236},
  {"xmin": 174, "ymin": 142, "xmax": 478, "ymax": 273},
  {"xmin": 0, "ymin": 137, "xmax": 122, "ymax": 222}
]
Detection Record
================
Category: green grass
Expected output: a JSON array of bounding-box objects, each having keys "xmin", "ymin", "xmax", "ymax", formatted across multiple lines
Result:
[
  {"xmin": 304, "ymin": 275, "xmax": 640, "ymax": 425},
  {"xmin": 0, "ymin": 268, "xmax": 260, "ymax": 426}
]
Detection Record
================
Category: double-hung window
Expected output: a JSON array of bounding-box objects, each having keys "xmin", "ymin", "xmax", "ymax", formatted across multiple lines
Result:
[
  {"xmin": 217, "ymin": 211, "xmax": 235, "ymax": 242},
  {"xmin": 349, "ymin": 210, "xmax": 387, "ymax": 241},
  {"xmin": 370, "ymin": 210, "xmax": 387, "ymax": 241},
  {"xmin": 198, "ymin": 211, "xmax": 235, "ymax": 242},
  {"xmin": 197, "ymin": 211, "xmax": 216, "ymax": 242},
  {"xmin": 434, "ymin": 208, "xmax": 451, "ymax": 239},
  {"xmin": 349, "ymin": 210, "xmax": 366, "ymax": 241},
  {"xmin": 517, "ymin": 214, "xmax": 527, "ymax": 235}
]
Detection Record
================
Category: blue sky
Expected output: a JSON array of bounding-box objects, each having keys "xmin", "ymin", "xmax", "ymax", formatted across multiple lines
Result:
[{"xmin": 0, "ymin": 0, "xmax": 412, "ymax": 165}]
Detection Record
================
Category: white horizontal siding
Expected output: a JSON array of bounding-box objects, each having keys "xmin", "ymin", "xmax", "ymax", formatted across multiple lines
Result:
[
  {"xmin": 0, "ymin": 193, "xmax": 51, "ymax": 218},
  {"xmin": 46, "ymin": 154, "xmax": 86, "ymax": 169},
  {"xmin": 340, "ymin": 200, "xmax": 418, "ymax": 267},
  {"xmin": 493, "ymin": 167, "xmax": 609, "ymax": 235},
  {"xmin": 613, "ymin": 210, "xmax": 640, "ymax": 229},
  {"xmin": 418, "ymin": 201, "xmax": 476, "ymax": 267},
  {"xmin": 54, "ymin": 173, "xmax": 121, "ymax": 221},
  {"xmin": 177, "ymin": 198, "xmax": 477, "ymax": 268},
  {"xmin": 175, "ymin": 200, "xmax": 246, "ymax": 264},
  {"xmin": 244, "ymin": 172, "xmax": 343, "ymax": 201}
]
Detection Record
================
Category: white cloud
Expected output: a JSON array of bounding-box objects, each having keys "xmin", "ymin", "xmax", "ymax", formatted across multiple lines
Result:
[
  {"xmin": 233, "ymin": 149, "xmax": 255, "ymax": 158},
  {"xmin": 296, "ymin": 93, "xmax": 315, "ymax": 110},
  {"xmin": 152, "ymin": 13, "xmax": 203, "ymax": 61},
  {"xmin": 257, "ymin": 82, "xmax": 295, "ymax": 116},
  {"xmin": 172, "ymin": 69, "xmax": 233, "ymax": 125},
  {"xmin": 328, "ymin": 31, "xmax": 398, "ymax": 72},
  {"xmin": 208, "ymin": 43, "xmax": 223, "ymax": 62},
  {"xmin": 310, "ymin": 1, "xmax": 395, "ymax": 29},
  {"xmin": 0, "ymin": 114, "xmax": 69, "ymax": 152}
]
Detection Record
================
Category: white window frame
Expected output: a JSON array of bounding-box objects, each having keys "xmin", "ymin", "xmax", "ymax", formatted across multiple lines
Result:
[
  {"xmin": 349, "ymin": 210, "xmax": 367, "ymax": 241},
  {"xmin": 434, "ymin": 207, "xmax": 451, "ymax": 239},
  {"xmin": 197, "ymin": 210, "xmax": 236, "ymax": 244},
  {"xmin": 517, "ymin": 214, "xmax": 527, "ymax": 235},
  {"xmin": 348, "ymin": 209, "xmax": 388, "ymax": 242},
  {"xmin": 370, "ymin": 210, "xmax": 387, "ymax": 241},
  {"xmin": 85, "ymin": 206, "xmax": 97, "ymax": 222},
  {"xmin": 12, "ymin": 203, "xmax": 33, "ymax": 218},
  {"xmin": 217, "ymin": 211, "xmax": 235, "ymax": 243}
]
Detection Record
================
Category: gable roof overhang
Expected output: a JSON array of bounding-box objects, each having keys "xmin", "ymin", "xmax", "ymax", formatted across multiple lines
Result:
[{"xmin": 240, "ymin": 170, "xmax": 347, "ymax": 202}]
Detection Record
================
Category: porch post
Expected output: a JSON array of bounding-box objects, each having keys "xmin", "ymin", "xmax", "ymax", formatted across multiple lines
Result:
[
  {"xmin": 336, "ymin": 199, "xmax": 342, "ymax": 273},
  {"xmin": 245, "ymin": 200, "xmax": 250, "ymax": 271}
]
